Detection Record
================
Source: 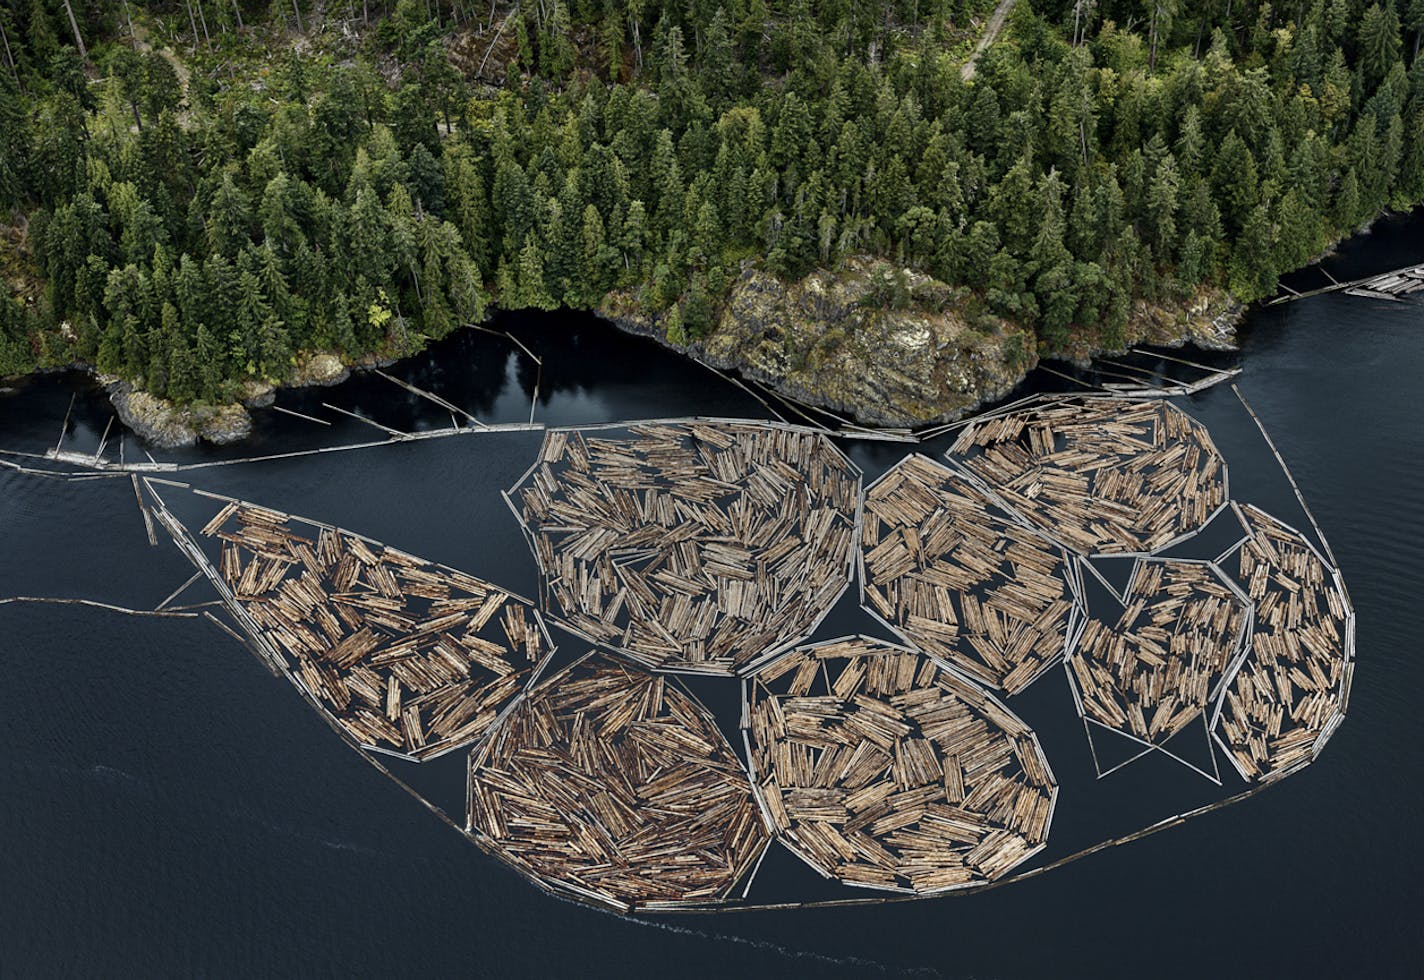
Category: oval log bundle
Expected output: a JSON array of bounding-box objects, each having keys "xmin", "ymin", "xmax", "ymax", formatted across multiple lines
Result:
[
  {"xmin": 1067, "ymin": 558, "xmax": 1249, "ymax": 746},
  {"xmin": 202, "ymin": 501, "xmax": 553, "ymax": 761},
  {"xmin": 510, "ymin": 420, "xmax": 861, "ymax": 675},
  {"xmin": 466, "ymin": 652, "xmax": 770, "ymax": 912},
  {"xmin": 1213, "ymin": 505, "xmax": 1355, "ymax": 782},
  {"xmin": 861, "ymin": 453, "xmax": 1078, "ymax": 695},
  {"xmin": 949, "ymin": 397, "xmax": 1228, "ymax": 556},
  {"xmin": 742, "ymin": 636, "xmax": 1056, "ymax": 894}
]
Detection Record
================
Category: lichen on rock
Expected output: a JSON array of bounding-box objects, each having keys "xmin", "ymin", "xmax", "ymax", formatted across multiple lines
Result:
[
  {"xmin": 289, "ymin": 352, "xmax": 350, "ymax": 388},
  {"xmin": 107, "ymin": 381, "xmax": 252, "ymax": 449},
  {"xmin": 602, "ymin": 258, "xmax": 1038, "ymax": 428}
]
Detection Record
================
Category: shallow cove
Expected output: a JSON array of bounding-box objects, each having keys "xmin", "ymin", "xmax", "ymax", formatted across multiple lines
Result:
[{"xmin": 1, "ymin": 211, "xmax": 1421, "ymax": 976}]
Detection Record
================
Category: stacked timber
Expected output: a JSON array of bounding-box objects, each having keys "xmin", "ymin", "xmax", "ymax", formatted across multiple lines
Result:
[
  {"xmin": 862, "ymin": 454, "xmax": 1077, "ymax": 694},
  {"xmin": 203, "ymin": 501, "xmax": 552, "ymax": 760},
  {"xmin": 1068, "ymin": 559, "xmax": 1248, "ymax": 745},
  {"xmin": 512, "ymin": 421, "xmax": 861, "ymax": 674},
  {"xmin": 950, "ymin": 397, "xmax": 1227, "ymax": 555},
  {"xmin": 1213, "ymin": 506, "xmax": 1353, "ymax": 781},
  {"xmin": 742, "ymin": 636, "xmax": 1055, "ymax": 893},
  {"xmin": 466, "ymin": 653, "xmax": 769, "ymax": 912},
  {"xmin": 1343, "ymin": 265, "xmax": 1424, "ymax": 299}
]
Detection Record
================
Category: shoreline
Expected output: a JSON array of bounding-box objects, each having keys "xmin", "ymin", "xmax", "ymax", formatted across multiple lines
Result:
[
  {"xmin": 0, "ymin": 291, "xmax": 1246, "ymax": 450},
  {"xmin": 17, "ymin": 204, "xmax": 1424, "ymax": 449}
]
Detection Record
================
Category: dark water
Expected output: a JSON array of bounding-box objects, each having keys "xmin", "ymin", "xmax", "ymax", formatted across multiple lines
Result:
[{"xmin": 2, "ymin": 212, "xmax": 1422, "ymax": 978}]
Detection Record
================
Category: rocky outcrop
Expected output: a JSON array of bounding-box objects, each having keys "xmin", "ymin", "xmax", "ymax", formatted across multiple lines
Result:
[
  {"xmin": 1048, "ymin": 289, "xmax": 1242, "ymax": 366},
  {"xmin": 290, "ymin": 352, "xmax": 350, "ymax": 387},
  {"xmin": 601, "ymin": 259, "xmax": 1039, "ymax": 428},
  {"xmin": 107, "ymin": 381, "xmax": 252, "ymax": 449},
  {"xmin": 602, "ymin": 259, "xmax": 1242, "ymax": 429},
  {"xmin": 102, "ymin": 264, "xmax": 1243, "ymax": 446},
  {"xmin": 106, "ymin": 351, "xmax": 352, "ymax": 448}
]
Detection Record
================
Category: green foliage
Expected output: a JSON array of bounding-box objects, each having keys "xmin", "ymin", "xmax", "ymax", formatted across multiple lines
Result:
[{"xmin": 1, "ymin": 0, "xmax": 1422, "ymax": 405}]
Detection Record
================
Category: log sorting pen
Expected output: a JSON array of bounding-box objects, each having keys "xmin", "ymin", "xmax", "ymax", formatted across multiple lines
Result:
[
  {"xmin": 861, "ymin": 453, "xmax": 1080, "ymax": 695},
  {"xmin": 1066, "ymin": 558, "xmax": 1251, "ymax": 750},
  {"xmin": 1212, "ymin": 504, "xmax": 1355, "ymax": 782},
  {"xmin": 949, "ymin": 397, "xmax": 1228, "ymax": 555},
  {"xmin": 96, "ymin": 388, "xmax": 1357, "ymax": 914},
  {"xmin": 742, "ymin": 636, "xmax": 1056, "ymax": 893},
  {"xmin": 201, "ymin": 500, "xmax": 554, "ymax": 760},
  {"xmin": 508, "ymin": 420, "xmax": 861, "ymax": 675},
  {"xmin": 466, "ymin": 652, "xmax": 770, "ymax": 911}
]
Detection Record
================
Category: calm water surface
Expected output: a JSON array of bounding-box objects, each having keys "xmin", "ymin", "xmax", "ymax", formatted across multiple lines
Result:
[{"xmin": 1, "ymin": 213, "xmax": 1422, "ymax": 978}]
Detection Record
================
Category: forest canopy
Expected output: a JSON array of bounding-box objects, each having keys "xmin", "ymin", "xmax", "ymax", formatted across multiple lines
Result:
[{"xmin": 1, "ymin": 0, "xmax": 1422, "ymax": 403}]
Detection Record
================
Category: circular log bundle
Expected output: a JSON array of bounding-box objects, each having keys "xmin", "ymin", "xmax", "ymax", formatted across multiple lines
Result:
[
  {"xmin": 742, "ymin": 636, "xmax": 1056, "ymax": 894},
  {"xmin": 1213, "ymin": 505, "xmax": 1354, "ymax": 782},
  {"xmin": 467, "ymin": 652, "xmax": 770, "ymax": 912},
  {"xmin": 1067, "ymin": 558, "xmax": 1250, "ymax": 746},
  {"xmin": 861, "ymin": 453, "xmax": 1078, "ymax": 694},
  {"xmin": 511, "ymin": 421, "xmax": 861, "ymax": 675},
  {"xmin": 949, "ymin": 397, "xmax": 1228, "ymax": 556}
]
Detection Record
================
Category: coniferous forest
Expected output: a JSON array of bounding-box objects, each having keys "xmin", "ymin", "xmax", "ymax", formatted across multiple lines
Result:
[{"xmin": 1, "ymin": 1, "xmax": 1422, "ymax": 405}]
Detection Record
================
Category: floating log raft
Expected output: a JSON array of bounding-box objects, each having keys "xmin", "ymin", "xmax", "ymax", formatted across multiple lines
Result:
[
  {"xmin": 1267, "ymin": 262, "xmax": 1424, "ymax": 304},
  {"xmin": 1349, "ymin": 265, "xmax": 1424, "ymax": 297},
  {"xmin": 510, "ymin": 421, "xmax": 861, "ymax": 675},
  {"xmin": 950, "ymin": 397, "xmax": 1227, "ymax": 556},
  {"xmin": 1213, "ymin": 506, "xmax": 1354, "ymax": 782},
  {"xmin": 1067, "ymin": 558, "xmax": 1249, "ymax": 746},
  {"xmin": 466, "ymin": 652, "xmax": 769, "ymax": 912},
  {"xmin": 743, "ymin": 636, "xmax": 1056, "ymax": 894},
  {"xmin": 861, "ymin": 454, "xmax": 1078, "ymax": 695},
  {"xmin": 203, "ymin": 501, "xmax": 553, "ymax": 761}
]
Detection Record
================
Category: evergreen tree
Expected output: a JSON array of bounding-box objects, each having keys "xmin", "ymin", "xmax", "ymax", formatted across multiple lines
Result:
[
  {"xmin": 0, "ymin": 0, "xmax": 1420, "ymax": 404},
  {"xmin": 1230, "ymin": 204, "xmax": 1279, "ymax": 301},
  {"xmin": 1359, "ymin": 4, "xmax": 1403, "ymax": 90},
  {"xmin": 1210, "ymin": 131, "xmax": 1260, "ymax": 235}
]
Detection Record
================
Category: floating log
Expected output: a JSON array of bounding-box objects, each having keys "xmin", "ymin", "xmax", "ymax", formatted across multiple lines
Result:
[
  {"xmin": 1267, "ymin": 262, "xmax": 1424, "ymax": 305},
  {"xmin": 1212, "ymin": 505, "xmax": 1354, "ymax": 782},
  {"xmin": 510, "ymin": 420, "xmax": 861, "ymax": 675},
  {"xmin": 374, "ymin": 369, "xmax": 484, "ymax": 427},
  {"xmin": 467, "ymin": 652, "xmax": 769, "ymax": 912},
  {"xmin": 131, "ymin": 473, "xmax": 158, "ymax": 546},
  {"xmin": 949, "ymin": 396, "xmax": 1228, "ymax": 556},
  {"xmin": 742, "ymin": 636, "xmax": 1055, "ymax": 894},
  {"xmin": 202, "ymin": 501, "xmax": 554, "ymax": 761},
  {"xmin": 861, "ymin": 454, "xmax": 1077, "ymax": 694},
  {"xmin": 1067, "ymin": 558, "xmax": 1249, "ymax": 746}
]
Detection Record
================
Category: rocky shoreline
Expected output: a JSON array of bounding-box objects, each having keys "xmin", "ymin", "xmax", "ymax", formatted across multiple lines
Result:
[
  {"xmin": 106, "ymin": 352, "xmax": 351, "ymax": 450},
  {"xmin": 600, "ymin": 258, "xmax": 1241, "ymax": 429},
  {"xmin": 43, "ymin": 260, "xmax": 1241, "ymax": 448}
]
